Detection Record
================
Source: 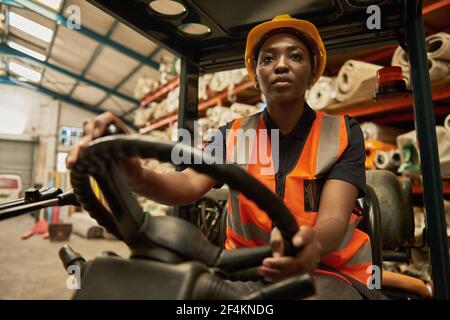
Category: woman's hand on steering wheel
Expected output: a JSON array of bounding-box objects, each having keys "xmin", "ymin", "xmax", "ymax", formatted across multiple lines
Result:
[
  {"xmin": 66, "ymin": 112, "xmax": 143, "ymax": 188},
  {"xmin": 257, "ymin": 226, "xmax": 322, "ymax": 283}
]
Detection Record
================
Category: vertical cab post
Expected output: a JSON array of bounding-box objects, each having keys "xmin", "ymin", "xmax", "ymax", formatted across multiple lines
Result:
[
  {"xmin": 405, "ymin": 0, "xmax": 450, "ymax": 299},
  {"xmin": 174, "ymin": 58, "xmax": 200, "ymax": 221}
]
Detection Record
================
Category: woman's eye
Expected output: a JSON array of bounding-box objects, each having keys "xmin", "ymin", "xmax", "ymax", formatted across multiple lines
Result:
[
  {"xmin": 290, "ymin": 53, "xmax": 303, "ymax": 61},
  {"xmin": 262, "ymin": 56, "xmax": 273, "ymax": 63}
]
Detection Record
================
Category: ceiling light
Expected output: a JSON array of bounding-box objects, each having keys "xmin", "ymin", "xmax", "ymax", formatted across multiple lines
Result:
[
  {"xmin": 36, "ymin": 0, "xmax": 62, "ymax": 11},
  {"xmin": 7, "ymin": 41, "xmax": 47, "ymax": 61},
  {"xmin": 8, "ymin": 61, "xmax": 42, "ymax": 82},
  {"xmin": 149, "ymin": 0, "xmax": 186, "ymax": 16},
  {"xmin": 8, "ymin": 12, "xmax": 54, "ymax": 43},
  {"xmin": 178, "ymin": 23, "xmax": 211, "ymax": 36}
]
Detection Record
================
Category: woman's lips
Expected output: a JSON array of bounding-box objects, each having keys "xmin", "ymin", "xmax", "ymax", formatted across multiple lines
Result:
[{"xmin": 272, "ymin": 81, "xmax": 292, "ymax": 88}]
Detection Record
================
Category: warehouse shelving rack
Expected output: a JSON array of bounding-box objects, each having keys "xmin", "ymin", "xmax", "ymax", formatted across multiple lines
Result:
[
  {"xmin": 139, "ymin": 78, "xmax": 256, "ymax": 133},
  {"xmin": 88, "ymin": 0, "xmax": 450, "ymax": 299}
]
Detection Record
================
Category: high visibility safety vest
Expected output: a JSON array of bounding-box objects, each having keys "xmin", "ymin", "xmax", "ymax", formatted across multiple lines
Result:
[{"xmin": 224, "ymin": 111, "xmax": 372, "ymax": 284}]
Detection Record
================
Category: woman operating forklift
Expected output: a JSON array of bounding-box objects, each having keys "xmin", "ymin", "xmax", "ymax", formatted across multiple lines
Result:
[{"xmin": 67, "ymin": 14, "xmax": 373, "ymax": 299}]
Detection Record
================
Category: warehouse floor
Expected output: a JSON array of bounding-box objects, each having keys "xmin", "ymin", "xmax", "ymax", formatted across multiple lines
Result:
[{"xmin": 0, "ymin": 215, "xmax": 130, "ymax": 300}]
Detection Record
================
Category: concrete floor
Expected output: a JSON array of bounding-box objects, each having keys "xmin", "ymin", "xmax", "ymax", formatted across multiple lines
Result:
[{"xmin": 0, "ymin": 215, "xmax": 130, "ymax": 300}]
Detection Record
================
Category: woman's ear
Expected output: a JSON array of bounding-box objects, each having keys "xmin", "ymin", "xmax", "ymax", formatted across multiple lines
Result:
[
  {"xmin": 254, "ymin": 76, "xmax": 260, "ymax": 89},
  {"xmin": 307, "ymin": 74, "xmax": 314, "ymax": 89}
]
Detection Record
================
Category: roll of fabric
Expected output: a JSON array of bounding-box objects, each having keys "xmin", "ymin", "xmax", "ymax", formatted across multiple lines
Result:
[
  {"xmin": 209, "ymin": 71, "xmax": 231, "ymax": 93},
  {"xmin": 365, "ymin": 139, "xmax": 397, "ymax": 169},
  {"xmin": 134, "ymin": 105, "xmax": 154, "ymax": 127},
  {"xmin": 445, "ymin": 200, "xmax": 450, "ymax": 236},
  {"xmin": 134, "ymin": 108, "xmax": 147, "ymax": 127},
  {"xmin": 335, "ymin": 60, "xmax": 382, "ymax": 102},
  {"xmin": 402, "ymin": 70, "xmax": 411, "ymax": 89},
  {"xmin": 426, "ymin": 32, "xmax": 450, "ymax": 62},
  {"xmin": 199, "ymin": 74, "xmax": 213, "ymax": 101},
  {"xmin": 391, "ymin": 46, "xmax": 410, "ymax": 70},
  {"xmin": 397, "ymin": 126, "xmax": 450, "ymax": 176},
  {"xmin": 445, "ymin": 114, "xmax": 450, "ymax": 131},
  {"xmin": 428, "ymin": 57, "xmax": 450, "ymax": 82},
  {"xmin": 0, "ymin": 60, "xmax": 6, "ymax": 76},
  {"xmin": 134, "ymin": 76, "xmax": 159, "ymax": 100},
  {"xmin": 154, "ymin": 99, "xmax": 168, "ymax": 119},
  {"xmin": 66, "ymin": 212, "xmax": 104, "ymax": 239},
  {"xmin": 392, "ymin": 46, "xmax": 412, "ymax": 87},
  {"xmin": 307, "ymin": 76, "xmax": 337, "ymax": 111},
  {"xmin": 360, "ymin": 122, "xmax": 404, "ymax": 144},
  {"xmin": 230, "ymin": 102, "xmax": 259, "ymax": 117},
  {"xmin": 166, "ymin": 86, "xmax": 179, "ymax": 114},
  {"xmin": 230, "ymin": 69, "xmax": 247, "ymax": 85},
  {"xmin": 374, "ymin": 150, "xmax": 401, "ymax": 171},
  {"xmin": 206, "ymin": 105, "xmax": 233, "ymax": 127}
]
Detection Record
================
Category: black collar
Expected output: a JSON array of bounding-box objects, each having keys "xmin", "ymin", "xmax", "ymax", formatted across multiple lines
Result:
[{"xmin": 262, "ymin": 103, "xmax": 316, "ymax": 140}]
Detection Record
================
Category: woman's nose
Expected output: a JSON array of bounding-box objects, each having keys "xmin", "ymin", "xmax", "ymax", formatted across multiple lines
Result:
[{"xmin": 274, "ymin": 56, "xmax": 289, "ymax": 73}]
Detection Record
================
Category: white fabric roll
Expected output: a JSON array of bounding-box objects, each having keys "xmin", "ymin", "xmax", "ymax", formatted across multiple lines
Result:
[
  {"xmin": 0, "ymin": 60, "xmax": 6, "ymax": 76},
  {"xmin": 199, "ymin": 74, "xmax": 213, "ymax": 101},
  {"xmin": 397, "ymin": 126, "xmax": 450, "ymax": 176},
  {"xmin": 134, "ymin": 106, "xmax": 154, "ymax": 127},
  {"xmin": 360, "ymin": 122, "xmax": 404, "ymax": 144},
  {"xmin": 445, "ymin": 114, "xmax": 450, "ymax": 131},
  {"xmin": 166, "ymin": 86, "xmax": 179, "ymax": 113},
  {"xmin": 307, "ymin": 76, "xmax": 337, "ymax": 111},
  {"xmin": 391, "ymin": 54, "xmax": 449, "ymax": 88},
  {"xmin": 230, "ymin": 102, "xmax": 259, "ymax": 117},
  {"xmin": 402, "ymin": 70, "xmax": 411, "ymax": 89},
  {"xmin": 392, "ymin": 46, "xmax": 411, "ymax": 88},
  {"xmin": 209, "ymin": 71, "xmax": 231, "ymax": 93},
  {"xmin": 134, "ymin": 108, "xmax": 147, "ymax": 127},
  {"xmin": 134, "ymin": 76, "xmax": 159, "ymax": 99},
  {"xmin": 230, "ymin": 69, "xmax": 247, "ymax": 85},
  {"xmin": 391, "ymin": 150, "xmax": 402, "ymax": 165},
  {"xmin": 426, "ymin": 32, "xmax": 450, "ymax": 62},
  {"xmin": 391, "ymin": 46, "xmax": 410, "ymax": 69},
  {"xmin": 374, "ymin": 150, "xmax": 401, "ymax": 170},
  {"xmin": 428, "ymin": 57, "xmax": 450, "ymax": 82},
  {"xmin": 335, "ymin": 60, "xmax": 382, "ymax": 102},
  {"xmin": 445, "ymin": 200, "xmax": 450, "ymax": 236}
]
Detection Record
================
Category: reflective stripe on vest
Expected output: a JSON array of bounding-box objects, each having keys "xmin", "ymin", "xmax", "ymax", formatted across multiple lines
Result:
[
  {"xmin": 224, "ymin": 111, "xmax": 372, "ymax": 284},
  {"xmin": 226, "ymin": 112, "xmax": 271, "ymax": 246},
  {"xmin": 316, "ymin": 114, "xmax": 346, "ymax": 175}
]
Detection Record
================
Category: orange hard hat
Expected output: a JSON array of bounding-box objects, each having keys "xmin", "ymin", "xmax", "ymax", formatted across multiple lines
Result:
[{"xmin": 245, "ymin": 14, "xmax": 326, "ymax": 85}]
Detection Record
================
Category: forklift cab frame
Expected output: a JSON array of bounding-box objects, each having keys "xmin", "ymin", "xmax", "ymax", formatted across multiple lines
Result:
[{"xmin": 87, "ymin": 0, "xmax": 450, "ymax": 299}]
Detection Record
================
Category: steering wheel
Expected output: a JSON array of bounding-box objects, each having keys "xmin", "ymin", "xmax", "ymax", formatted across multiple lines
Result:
[{"xmin": 70, "ymin": 134, "xmax": 301, "ymax": 266}]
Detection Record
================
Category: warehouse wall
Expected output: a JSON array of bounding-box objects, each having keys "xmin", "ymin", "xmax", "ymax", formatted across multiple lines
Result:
[
  {"xmin": 0, "ymin": 84, "xmax": 96, "ymax": 188},
  {"xmin": 0, "ymin": 84, "xmax": 53, "ymax": 136},
  {"xmin": 59, "ymin": 102, "xmax": 96, "ymax": 128}
]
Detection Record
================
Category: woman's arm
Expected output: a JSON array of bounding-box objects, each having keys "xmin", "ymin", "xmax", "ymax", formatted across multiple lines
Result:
[
  {"xmin": 314, "ymin": 178, "xmax": 359, "ymax": 256},
  {"xmin": 130, "ymin": 167, "xmax": 218, "ymax": 206},
  {"xmin": 67, "ymin": 111, "xmax": 218, "ymax": 207}
]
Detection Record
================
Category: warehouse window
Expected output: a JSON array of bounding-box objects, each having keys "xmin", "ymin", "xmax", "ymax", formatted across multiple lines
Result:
[
  {"xmin": 59, "ymin": 127, "xmax": 82, "ymax": 146},
  {"xmin": 7, "ymin": 41, "xmax": 46, "ymax": 62},
  {"xmin": 8, "ymin": 12, "xmax": 53, "ymax": 43},
  {"xmin": 8, "ymin": 61, "xmax": 42, "ymax": 82},
  {"xmin": 56, "ymin": 152, "xmax": 67, "ymax": 173}
]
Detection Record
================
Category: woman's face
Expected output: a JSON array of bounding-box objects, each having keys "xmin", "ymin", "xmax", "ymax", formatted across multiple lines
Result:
[{"xmin": 255, "ymin": 33, "xmax": 313, "ymax": 104}]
